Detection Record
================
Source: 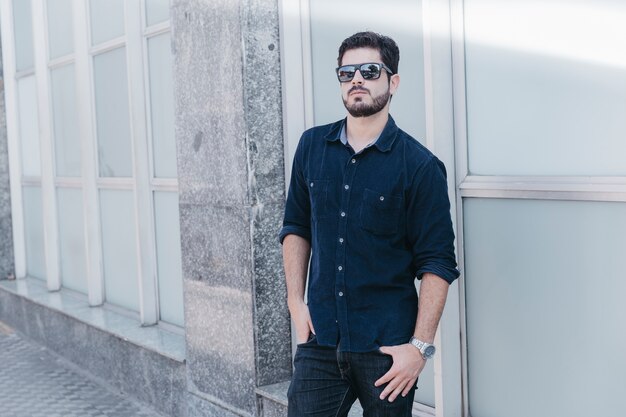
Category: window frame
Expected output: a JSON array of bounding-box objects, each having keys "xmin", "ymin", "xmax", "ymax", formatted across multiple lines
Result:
[{"xmin": 0, "ymin": 0, "xmax": 182, "ymax": 328}]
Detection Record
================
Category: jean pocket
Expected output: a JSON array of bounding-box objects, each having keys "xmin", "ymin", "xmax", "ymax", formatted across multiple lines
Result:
[
  {"xmin": 359, "ymin": 188, "xmax": 402, "ymax": 235},
  {"xmin": 296, "ymin": 333, "xmax": 317, "ymax": 347}
]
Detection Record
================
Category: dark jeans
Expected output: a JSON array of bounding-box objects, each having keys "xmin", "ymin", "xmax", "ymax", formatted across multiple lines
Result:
[{"xmin": 287, "ymin": 336, "xmax": 417, "ymax": 417}]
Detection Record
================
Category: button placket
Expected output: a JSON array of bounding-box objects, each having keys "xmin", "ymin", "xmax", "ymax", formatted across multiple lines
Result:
[{"xmin": 334, "ymin": 154, "xmax": 359, "ymax": 350}]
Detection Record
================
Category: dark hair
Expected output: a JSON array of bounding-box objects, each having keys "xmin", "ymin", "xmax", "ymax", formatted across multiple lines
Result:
[{"xmin": 337, "ymin": 31, "xmax": 400, "ymax": 75}]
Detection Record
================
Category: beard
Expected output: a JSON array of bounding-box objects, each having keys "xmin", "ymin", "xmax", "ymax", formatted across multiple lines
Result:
[{"xmin": 342, "ymin": 86, "xmax": 391, "ymax": 118}]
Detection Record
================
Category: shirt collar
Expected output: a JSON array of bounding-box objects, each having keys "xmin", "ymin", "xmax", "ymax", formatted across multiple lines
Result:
[{"xmin": 325, "ymin": 115, "xmax": 398, "ymax": 153}]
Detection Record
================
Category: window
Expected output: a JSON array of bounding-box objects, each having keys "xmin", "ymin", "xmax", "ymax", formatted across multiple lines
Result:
[
  {"xmin": 457, "ymin": 1, "xmax": 626, "ymax": 416},
  {"xmin": 3, "ymin": 0, "xmax": 183, "ymax": 327}
]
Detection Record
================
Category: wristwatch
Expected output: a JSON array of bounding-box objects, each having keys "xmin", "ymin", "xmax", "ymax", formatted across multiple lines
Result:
[{"xmin": 409, "ymin": 336, "xmax": 436, "ymax": 360}]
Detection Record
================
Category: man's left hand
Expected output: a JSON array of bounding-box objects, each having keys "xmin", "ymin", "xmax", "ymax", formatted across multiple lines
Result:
[{"xmin": 375, "ymin": 343, "xmax": 425, "ymax": 402}]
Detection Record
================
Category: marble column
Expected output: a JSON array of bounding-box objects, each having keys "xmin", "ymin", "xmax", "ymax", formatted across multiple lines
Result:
[
  {"xmin": 0, "ymin": 40, "xmax": 15, "ymax": 280},
  {"xmin": 171, "ymin": 0, "xmax": 291, "ymax": 415}
]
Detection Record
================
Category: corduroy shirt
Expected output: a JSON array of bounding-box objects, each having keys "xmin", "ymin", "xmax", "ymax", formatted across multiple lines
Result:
[{"xmin": 280, "ymin": 115, "xmax": 459, "ymax": 352}]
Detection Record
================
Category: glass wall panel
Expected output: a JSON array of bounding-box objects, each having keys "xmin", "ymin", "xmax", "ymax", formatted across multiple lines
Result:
[
  {"xmin": 100, "ymin": 189, "xmax": 139, "ymax": 312},
  {"xmin": 147, "ymin": 33, "xmax": 177, "ymax": 178},
  {"xmin": 17, "ymin": 76, "xmax": 41, "ymax": 177},
  {"xmin": 153, "ymin": 191, "xmax": 184, "ymax": 326},
  {"xmin": 309, "ymin": 0, "xmax": 427, "ymax": 143},
  {"xmin": 22, "ymin": 186, "xmax": 45, "ymax": 280},
  {"xmin": 93, "ymin": 47, "xmax": 133, "ymax": 177},
  {"xmin": 146, "ymin": 0, "xmax": 170, "ymax": 26},
  {"xmin": 47, "ymin": 0, "xmax": 74, "ymax": 59},
  {"xmin": 464, "ymin": 198, "xmax": 626, "ymax": 417},
  {"xmin": 50, "ymin": 64, "xmax": 81, "ymax": 177},
  {"xmin": 465, "ymin": 0, "xmax": 626, "ymax": 176},
  {"xmin": 57, "ymin": 188, "xmax": 87, "ymax": 294},
  {"xmin": 13, "ymin": 0, "xmax": 34, "ymax": 71},
  {"xmin": 89, "ymin": 0, "xmax": 125, "ymax": 45}
]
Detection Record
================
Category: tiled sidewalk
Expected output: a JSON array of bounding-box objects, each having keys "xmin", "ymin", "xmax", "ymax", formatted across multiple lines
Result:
[{"xmin": 0, "ymin": 321, "xmax": 163, "ymax": 417}]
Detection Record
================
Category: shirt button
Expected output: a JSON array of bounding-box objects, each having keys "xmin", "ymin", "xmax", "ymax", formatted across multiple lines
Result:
[
  {"xmin": 344, "ymin": 185, "xmax": 349, "ymax": 190},
  {"xmin": 351, "ymin": 159, "xmax": 356, "ymax": 164},
  {"xmin": 338, "ymin": 292, "xmax": 344, "ymax": 297},
  {"xmin": 379, "ymin": 196, "xmax": 385, "ymax": 201},
  {"xmin": 310, "ymin": 182, "xmax": 314, "ymax": 187},
  {"xmin": 338, "ymin": 266, "xmax": 343, "ymax": 271},
  {"xmin": 339, "ymin": 237, "xmax": 344, "ymax": 243},
  {"xmin": 340, "ymin": 211, "xmax": 346, "ymax": 217}
]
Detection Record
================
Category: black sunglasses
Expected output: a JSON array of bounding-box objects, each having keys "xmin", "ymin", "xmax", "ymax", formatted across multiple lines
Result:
[{"xmin": 336, "ymin": 62, "xmax": 394, "ymax": 83}]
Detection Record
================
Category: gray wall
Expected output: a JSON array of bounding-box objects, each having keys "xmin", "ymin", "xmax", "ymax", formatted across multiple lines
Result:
[
  {"xmin": 0, "ymin": 40, "xmax": 15, "ymax": 280},
  {"xmin": 171, "ymin": 0, "xmax": 291, "ymax": 415}
]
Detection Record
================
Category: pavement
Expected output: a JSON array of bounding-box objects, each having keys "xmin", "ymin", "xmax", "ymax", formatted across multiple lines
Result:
[{"xmin": 0, "ymin": 321, "xmax": 164, "ymax": 417}]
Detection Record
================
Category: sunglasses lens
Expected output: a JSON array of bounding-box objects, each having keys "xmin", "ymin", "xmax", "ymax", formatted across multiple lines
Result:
[
  {"xmin": 337, "ymin": 63, "xmax": 385, "ymax": 82},
  {"xmin": 337, "ymin": 66, "xmax": 356, "ymax": 82},
  {"xmin": 359, "ymin": 64, "xmax": 381, "ymax": 79}
]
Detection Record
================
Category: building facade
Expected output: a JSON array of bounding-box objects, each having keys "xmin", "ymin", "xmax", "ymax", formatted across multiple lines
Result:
[{"xmin": 0, "ymin": 0, "xmax": 625, "ymax": 416}]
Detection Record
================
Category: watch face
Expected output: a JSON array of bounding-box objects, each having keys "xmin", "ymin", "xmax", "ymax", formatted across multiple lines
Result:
[{"xmin": 424, "ymin": 345, "xmax": 436, "ymax": 358}]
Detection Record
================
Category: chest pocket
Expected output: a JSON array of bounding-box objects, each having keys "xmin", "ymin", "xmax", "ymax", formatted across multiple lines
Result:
[
  {"xmin": 359, "ymin": 188, "xmax": 402, "ymax": 235},
  {"xmin": 308, "ymin": 179, "xmax": 330, "ymax": 220}
]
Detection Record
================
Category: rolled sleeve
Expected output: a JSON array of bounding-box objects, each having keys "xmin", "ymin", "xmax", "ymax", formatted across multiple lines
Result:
[
  {"xmin": 407, "ymin": 157, "xmax": 460, "ymax": 284},
  {"xmin": 279, "ymin": 135, "xmax": 312, "ymax": 244}
]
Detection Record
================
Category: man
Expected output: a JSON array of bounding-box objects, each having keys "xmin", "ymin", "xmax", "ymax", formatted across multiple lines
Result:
[{"xmin": 279, "ymin": 31, "xmax": 459, "ymax": 416}]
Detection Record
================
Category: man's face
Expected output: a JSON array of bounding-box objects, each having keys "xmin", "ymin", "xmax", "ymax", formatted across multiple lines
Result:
[{"xmin": 339, "ymin": 47, "xmax": 399, "ymax": 118}]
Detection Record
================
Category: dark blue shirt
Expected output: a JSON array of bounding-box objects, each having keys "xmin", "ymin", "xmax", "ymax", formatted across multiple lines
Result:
[{"xmin": 280, "ymin": 116, "xmax": 459, "ymax": 352}]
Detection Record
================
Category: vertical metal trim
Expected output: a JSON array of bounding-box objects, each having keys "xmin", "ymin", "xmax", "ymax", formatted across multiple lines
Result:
[
  {"xmin": 277, "ymin": 0, "xmax": 315, "ymax": 193},
  {"xmin": 450, "ymin": 0, "xmax": 470, "ymax": 415},
  {"xmin": 0, "ymin": 0, "xmax": 27, "ymax": 278},
  {"xmin": 277, "ymin": 0, "xmax": 315, "ymax": 357},
  {"xmin": 125, "ymin": 0, "xmax": 158, "ymax": 325},
  {"xmin": 451, "ymin": 0, "xmax": 469, "ymax": 188},
  {"xmin": 421, "ymin": 1, "xmax": 441, "ymax": 412},
  {"xmin": 74, "ymin": 0, "xmax": 104, "ymax": 306},
  {"xmin": 32, "ymin": 0, "xmax": 61, "ymax": 291},
  {"xmin": 422, "ymin": 0, "xmax": 436, "ymax": 152},
  {"xmin": 278, "ymin": 0, "xmax": 304, "ymax": 191},
  {"xmin": 299, "ymin": 0, "xmax": 314, "ymax": 130},
  {"xmin": 423, "ymin": 0, "xmax": 465, "ymax": 415}
]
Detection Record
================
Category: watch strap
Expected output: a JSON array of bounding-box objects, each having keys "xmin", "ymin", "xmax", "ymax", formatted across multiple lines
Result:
[{"xmin": 409, "ymin": 336, "xmax": 435, "ymax": 359}]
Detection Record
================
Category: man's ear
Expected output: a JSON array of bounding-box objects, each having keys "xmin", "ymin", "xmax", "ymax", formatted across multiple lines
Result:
[{"xmin": 389, "ymin": 73, "xmax": 400, "ymax": 95}]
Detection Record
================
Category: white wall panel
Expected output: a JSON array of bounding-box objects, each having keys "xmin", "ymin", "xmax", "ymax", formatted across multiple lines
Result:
[
  {"xmin": 464, "ymin": 198, "xmax": 626, "ymax": 417},
  {"xmin": 465, "ymin": 0, "xmax": 626, "ymax": 176}
]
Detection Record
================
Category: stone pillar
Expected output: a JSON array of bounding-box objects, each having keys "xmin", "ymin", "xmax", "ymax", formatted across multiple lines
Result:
[
  {"xmin": 171, "ymin": 0, "xmax": 291, "ymax": 415},
  {"xmin": 0, "ymin": 40, "xmax": 15, "ymax": 280}
]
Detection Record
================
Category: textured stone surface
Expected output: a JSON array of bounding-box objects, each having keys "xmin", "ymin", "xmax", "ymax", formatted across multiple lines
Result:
[
  {"xmin": 172, "ymin": 0, "xmax": 291, "ymax": 414},
  {"xmin": 172, "ymin": 0, "xmax": 248, "ymax": 207},
  {"xmin": 179, "ymin": 203, "xmax": 253, "ymax": 288},
  {"xmin": 242, "ymin": 0, "xmax": 286, "ymax": 207},
  {"xmin": 184, "ymin": 279, "xmax": 256, "ymax": 412},
  {"xmin": 0, "ymin": 286, "xmax": 187, "ymax": 417},
  {"xmin": 187, "ymin": 391, "xmax": 249, "ymax": 417},
  {"xmin": 0, "ymin": 39, "xmax": 15, "ymax": 280},
  {"xmin": 252, "ymin": 201, "xmax": 291, "ymax": 385},
  {"xmin": 243, "ymin": 0, "xmax": 292, "ymax": 386},
  {"xmin": 258, "ymin": 396, "xmax": 287, "ymax": 417}
]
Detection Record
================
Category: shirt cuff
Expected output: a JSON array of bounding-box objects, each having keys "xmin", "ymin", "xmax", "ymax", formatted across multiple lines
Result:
[
  {"xmin": 279, "ymin": 225, "xmax": 311, "ymax": 244},
  {"xmin": 415, "ymin": 263, "xmax": 460, "ymax": 284}
]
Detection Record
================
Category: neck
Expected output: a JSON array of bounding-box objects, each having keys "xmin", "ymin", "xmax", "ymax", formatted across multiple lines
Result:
[{"xmin": 346, "ymin": 110, "xmax": 389, "ymax": 151}]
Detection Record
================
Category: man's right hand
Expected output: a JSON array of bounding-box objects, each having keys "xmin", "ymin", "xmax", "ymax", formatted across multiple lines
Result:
[{"xmin": 289, "ymin": 300, "xmax": 315, "ymax": 344}]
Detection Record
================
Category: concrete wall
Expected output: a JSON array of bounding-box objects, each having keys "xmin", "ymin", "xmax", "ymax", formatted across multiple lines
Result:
[
  {"xmin": 0, "ymin": 39, "xmax": 15, "ymax": 280},
  {"xmin": 171, "ymin": 0, "xmax": 291, "ymax": 415}
]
